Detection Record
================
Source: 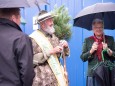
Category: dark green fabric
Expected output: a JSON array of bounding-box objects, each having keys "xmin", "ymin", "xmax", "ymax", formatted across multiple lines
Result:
[{"xmin": 80, "ymin": 35, "xmax": 115, "ymax": 76}]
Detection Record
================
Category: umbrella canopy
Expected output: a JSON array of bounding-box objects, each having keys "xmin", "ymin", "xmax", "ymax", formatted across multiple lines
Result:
[
  {"xmin": 35, "ymin": 0, "xmax": 50, "ymax": 5},
  {"xmin": 0, "ymin": 0, "xmax": 49, "ymax": 8},
  {"xmin": 73, "ymin": 2, "xmax": 115, "ymax": 30},
  {"xmin": 93, "ymin": 63, "xmax": 110, "ymax": 86},
  {"xmin": 111, "ymin": 66, "xmax": 115, "ymax": 86}
]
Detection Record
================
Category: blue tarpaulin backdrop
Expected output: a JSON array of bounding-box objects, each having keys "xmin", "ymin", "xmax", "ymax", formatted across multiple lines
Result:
[{"xmin": 20, "ymin": 0, "xmax": 115, "ymax": 86}]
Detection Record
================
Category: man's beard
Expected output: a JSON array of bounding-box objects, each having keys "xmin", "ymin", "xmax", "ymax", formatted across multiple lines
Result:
[{"xmin": 44, "ymin": 25, "xmax": 55, "ymax": 35}]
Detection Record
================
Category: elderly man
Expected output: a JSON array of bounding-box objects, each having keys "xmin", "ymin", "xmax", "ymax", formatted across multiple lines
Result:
[
  {"xmin": 30, "ymin": 10, "xmax": 70, "ymax": 86},
  {"xmin": 80, "ymin": 18, "xmax": 115, "ymax": 86},
  {"xmin": 0, "ymin": 8, "xmax": 35, "ymax": 86}
]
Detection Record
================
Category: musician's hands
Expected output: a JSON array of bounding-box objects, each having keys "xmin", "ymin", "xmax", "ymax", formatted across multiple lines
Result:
[
  {"xmin": 102, "ymin": 42, "xmax": 108, "ymax": 50},
  {"xmin": 49, "ymin": 46, "xmax": 63, "ymax": 55},
  {"xmin": 59, "ymin": 40, "xmax": 68, "ymax": 48},
  {"xmin": 107, "ymin": 48, "xmax": 113, "ymax": 56},
  {"xmin": 48, "ymin": 40, "xmax": 69, "ymax": 56},
  {"xmin": 102, "ymin": 42, "xmax": 113, "ymax": 56},
  {"xmin": 90, "ymin": 42, "xmax": 98, "ymax": 54}
]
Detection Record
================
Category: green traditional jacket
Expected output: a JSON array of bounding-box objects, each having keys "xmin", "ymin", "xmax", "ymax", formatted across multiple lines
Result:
[{"xmin": 80, "ymin": 35, "xmax": 115, "ymax": 77}]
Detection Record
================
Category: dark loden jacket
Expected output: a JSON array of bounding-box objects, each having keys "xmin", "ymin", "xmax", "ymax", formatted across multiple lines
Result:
[
  {"xmin": 0, "ymin": 18, "xmax": 35, "ymax": 86},
  {"xmin": 80, "ymin": 35, "xmax": 115, "ymax": 77}
]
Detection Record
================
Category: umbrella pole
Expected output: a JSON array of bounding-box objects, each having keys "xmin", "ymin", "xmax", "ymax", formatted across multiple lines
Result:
[
  {"xmin": 102, "ymin": 12, "xmax": 105, "ymax": 43},
  {"xmin": 102, "ymin": 0, "xmax": 103, "ymax": 3},
  {"xmin": 103, "ymin": 32, "xmax": 105, "ymax": 43}
]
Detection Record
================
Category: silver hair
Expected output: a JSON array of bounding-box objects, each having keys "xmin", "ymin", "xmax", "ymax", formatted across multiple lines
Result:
[
  {"xmin": 92, "ymin": 18, "xmax": 104, "ymax": 25},
  {"xmin": 92, "ymin": 18, "xmax": 104, "ymax": 28}
]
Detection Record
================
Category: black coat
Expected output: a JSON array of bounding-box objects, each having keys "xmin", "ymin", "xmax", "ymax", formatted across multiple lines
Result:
[{"xmin": 0, "ymin": 18, "xmax": 35, "ymax": 86}]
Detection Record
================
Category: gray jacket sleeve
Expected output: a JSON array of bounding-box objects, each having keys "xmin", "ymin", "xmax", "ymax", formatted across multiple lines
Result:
[
  {"xmin": 80, "ymin": 38, "xmax": 92, "ymax": 62},
  {"xmin": 109, "ymin": 37, "xmax": 115, "ymax": 58}
]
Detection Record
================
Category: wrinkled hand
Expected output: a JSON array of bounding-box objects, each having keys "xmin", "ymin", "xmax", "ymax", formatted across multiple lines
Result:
[
  {"xmin": 50, "ymin": 46, "xmax": 63, "ymax": 55},
  {"xmin": 102, "ymin": 42, "xmax": 113, "ymax": 56},
  {"xmin": 107, "ymin": 48, "xmax": 113, "ymax": 56},
  {"xmin": 102, "ymin": 42, "xmax": 108, "ymax": 50},
  {"xmin": 90, "ymin": 42, "xmax": 98, "ymax": 54},
  {"xmin": 59, "ymin": 40, "xmax": 68, "ymax": 48}
]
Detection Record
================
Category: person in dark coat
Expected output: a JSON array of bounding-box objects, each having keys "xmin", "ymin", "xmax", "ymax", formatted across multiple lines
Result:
[
  {"xmin": 0, "ymin": 8, "xmax": 35, "ymax": 86},
  {"xmin": 80, "ymin": 19, "xmax": 115, "ymax": 86}
]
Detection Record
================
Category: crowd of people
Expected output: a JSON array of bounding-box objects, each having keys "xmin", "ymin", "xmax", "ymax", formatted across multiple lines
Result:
[{"xmin": 0, "ymin": 7, "xmax": 115, "ymax": 86}]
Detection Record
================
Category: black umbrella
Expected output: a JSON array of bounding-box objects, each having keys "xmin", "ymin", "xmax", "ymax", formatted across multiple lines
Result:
[
  {"xmin": 111, "ymin": 66, "xmax": 115, "ymax": 86},
  {"xmin": 73, "ymin": 2, "xmax": 115, "ymax": 30},
  {"xmin": 93, "ymin": 62, "xmax": 110, "ymax": 86},
  {"xmin": 0, "ymin": 0, "xmax": 49, "ymax": 8},
  {"xmin": 91, "ymin": 50, "xmax": 115, "ymax": 86}
]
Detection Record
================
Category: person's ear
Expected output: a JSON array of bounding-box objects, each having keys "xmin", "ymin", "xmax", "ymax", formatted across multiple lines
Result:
[
  {"xmin": 10, "ymin": 15, "xmax": 16, "ymax": 22},
  {"xmin": 40, "ymin": 22, "xmax": 45, "ymax": 28}
]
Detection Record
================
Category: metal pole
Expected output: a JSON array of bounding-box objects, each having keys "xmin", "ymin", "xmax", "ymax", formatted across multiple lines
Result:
[
  {"xmin": 45, "ymin": 5, "xmax": 47, "ymax": 11},
  {"xmin": 81, "ymin": 0, "xmax": 85, "ymax": 86},
  {"xmin": 102, "ymin": 0, "xmax": 103, "ymax": 3}
]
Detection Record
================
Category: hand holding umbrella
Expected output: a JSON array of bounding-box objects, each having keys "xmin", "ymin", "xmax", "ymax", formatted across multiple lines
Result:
[{"xmin": 90, "ymin": 42, "xmax": 98, "ymax": 54}]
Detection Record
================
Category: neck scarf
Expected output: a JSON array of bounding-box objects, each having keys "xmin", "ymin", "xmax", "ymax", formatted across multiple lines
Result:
[{"xmin": 90, "ymin": 34, "xmax": 106, "ymax": 61}]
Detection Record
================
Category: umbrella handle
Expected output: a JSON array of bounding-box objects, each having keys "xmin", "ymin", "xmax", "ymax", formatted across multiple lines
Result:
[
  {"xmin": 101, "ymin": 49, "xmax": 108, "ymax": 61},
  {"xmin": 101, "ymin": 33, "xmax": 106, "ymax": 61},
  {"xmin": 101, "ymin": 50, "xmax": 105, "ymax": 61}
]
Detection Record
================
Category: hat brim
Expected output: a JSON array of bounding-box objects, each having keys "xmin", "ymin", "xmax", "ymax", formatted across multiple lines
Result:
[
  {"xmin": 37, "ymin": 12, "xmax": 55, "ymax": 23},
  {"xmin": 38, "ymin": 16, "xmax": 54, "ymax": 23}
]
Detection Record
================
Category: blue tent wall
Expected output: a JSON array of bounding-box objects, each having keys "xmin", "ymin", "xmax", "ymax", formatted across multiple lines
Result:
[{"xmin": 21, "ymin": 0, "xmax": 115, "ymax": 86}]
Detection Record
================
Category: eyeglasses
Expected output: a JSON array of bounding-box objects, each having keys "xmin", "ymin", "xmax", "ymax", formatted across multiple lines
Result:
[{"xmin": 93, "ymin": 27, "xmax": 103, "ymax": 29}]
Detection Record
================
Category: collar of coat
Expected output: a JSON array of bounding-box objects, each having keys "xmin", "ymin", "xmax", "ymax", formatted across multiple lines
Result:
[{"xmin": 0, "ymin": 18, "xmax": 22, "ymax": 31}]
